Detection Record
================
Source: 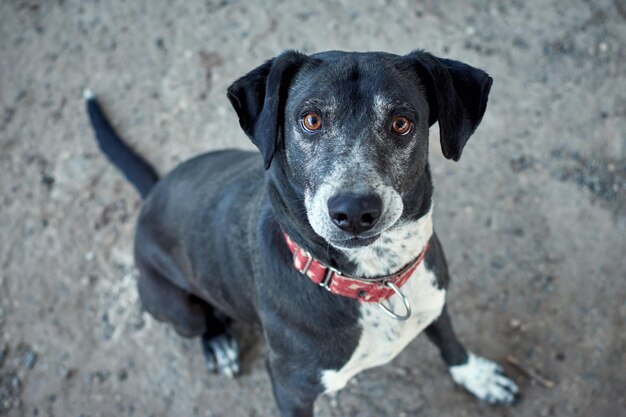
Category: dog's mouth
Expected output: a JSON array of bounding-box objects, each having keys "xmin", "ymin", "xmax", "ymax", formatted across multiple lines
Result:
[{"xmin": 329, "ymin": 233, "xmax": 381, "ymax": 249}]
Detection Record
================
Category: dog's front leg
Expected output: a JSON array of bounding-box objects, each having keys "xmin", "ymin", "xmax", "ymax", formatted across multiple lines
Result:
[
  {"xmin": 425, "ymin": 306, "xmax": 519, "ymax": 405},
  {"xmin": 266, "ymin": 356, "xmax": 319, "ymax": 417},
  {"xmin": 424, "ymin": 306, "xmax": 469, "ymax": 366}
]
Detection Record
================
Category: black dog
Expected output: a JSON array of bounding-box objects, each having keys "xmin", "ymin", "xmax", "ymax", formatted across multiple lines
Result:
[{"xmin": 87, "ymin": 49, "xmax": 518, "ymax": 416}]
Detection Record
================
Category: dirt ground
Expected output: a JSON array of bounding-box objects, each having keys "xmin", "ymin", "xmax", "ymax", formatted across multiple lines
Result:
[{"xmin": 1, "ymin": 0, "xmax": 625, "ymax": 416}]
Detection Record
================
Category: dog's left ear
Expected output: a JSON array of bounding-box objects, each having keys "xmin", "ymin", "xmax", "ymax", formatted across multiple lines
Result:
[
  {"xmin": 227, "ymin": 50, "xmax": 308, "ymax": 169},
  {"xmin": 407, "ymin": 50, "xmax": 493, "ymax": 161}
]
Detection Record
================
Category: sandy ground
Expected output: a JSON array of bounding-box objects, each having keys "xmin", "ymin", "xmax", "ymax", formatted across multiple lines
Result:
[{"xmin": 1, "ymin": 0, "xmax": 625, "ymax": 416}]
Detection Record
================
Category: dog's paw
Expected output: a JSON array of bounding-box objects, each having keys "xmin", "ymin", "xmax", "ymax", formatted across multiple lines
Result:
[
  {"xmin": 201, "ymin": 332, "xmax": 240, "ymax": 378},
  {"xmin": 449, "ymin": 352, "xmax": 519, "ymax": 405}
]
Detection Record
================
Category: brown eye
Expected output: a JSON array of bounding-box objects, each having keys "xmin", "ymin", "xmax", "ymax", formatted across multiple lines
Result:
[
  {"xmin": 302, "ymin": 112, "xmax": 322, "ymax": 132},
  {"xmin": 391, "ymin": 116, "xmax": 412, "ymax": 135}
]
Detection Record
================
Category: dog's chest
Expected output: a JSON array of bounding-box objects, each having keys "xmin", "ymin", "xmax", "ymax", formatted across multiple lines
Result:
[{"xmin": 321, "ymin": 248, "xmax": 445, "ymax": 393}]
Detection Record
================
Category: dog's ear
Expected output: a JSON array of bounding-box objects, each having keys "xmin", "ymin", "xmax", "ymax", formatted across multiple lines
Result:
[
  {"xmin": 407, "ymin": 50, "xmax": 493, "ymax": 161},
  {"xmin": 227, "ymin": 50, "xmax": 308, "ymax": 169}
]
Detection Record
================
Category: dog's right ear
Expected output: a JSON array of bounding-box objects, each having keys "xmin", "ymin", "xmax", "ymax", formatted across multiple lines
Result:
[{"xmin": 227, "ymin": 51, "xmax": 308, "ymax": 169}]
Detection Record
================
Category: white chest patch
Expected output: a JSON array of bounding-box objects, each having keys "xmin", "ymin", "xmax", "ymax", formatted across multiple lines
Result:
[
  {"xmin": 321, "ymin": 264, "xmax": 445, "ymax": 393},
  {"xmin": 321, "ymin": 210, "xmax": 446, "ymax": 393}
]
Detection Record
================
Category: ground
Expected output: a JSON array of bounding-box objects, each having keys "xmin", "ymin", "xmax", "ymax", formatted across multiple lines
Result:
[{"xmin": 0, "ymin": 0, "xmax": 625, "ymax": 416}]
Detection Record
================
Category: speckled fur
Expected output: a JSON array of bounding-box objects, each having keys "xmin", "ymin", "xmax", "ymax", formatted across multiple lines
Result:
[
  {"xmin": 94, "ymin": 49, "xmax": 519, "ymax": 417},
  {"xmin": 343, "ymin": 210, "xmax": 434, "ymax": 276},
  {"xmin": 303, "ymin": 161, "xmax": 404, "ymax": 247},
  {"xmin": 322, "ymin": 209, "xmax": 446, "ymax": 392}
]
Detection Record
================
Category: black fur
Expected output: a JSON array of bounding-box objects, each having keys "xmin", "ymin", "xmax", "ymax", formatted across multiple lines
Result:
[
  {"xmin": 85, "ymin": 97, "xmax": 159, "ymax": 198},
  {"xmin": 227, "ymin": 51, "xmax": 309, "ymax": 169},
  {"xmin": 87, "ymin": 49, "xmax": 512, "ymax": 417},
  {"xmin": 407, "ymin": 50, "xmax": 493, "ymax": 161}
]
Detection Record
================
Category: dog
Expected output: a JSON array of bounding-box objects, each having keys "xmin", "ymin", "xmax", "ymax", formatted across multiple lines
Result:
[{"xmin": 86, "ymin": 49, "xmax": 519, "ymax": 416}]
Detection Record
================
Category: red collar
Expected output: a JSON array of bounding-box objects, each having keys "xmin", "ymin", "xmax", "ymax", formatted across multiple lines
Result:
[{"xmin": 284, "ymin": 233, "xmax": 429, "ymax": 303}]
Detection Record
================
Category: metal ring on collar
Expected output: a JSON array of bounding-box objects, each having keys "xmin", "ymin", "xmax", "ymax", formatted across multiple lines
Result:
[{"xmin": 377, "ymin": 281, "xmax": 412, "ymax": 321}]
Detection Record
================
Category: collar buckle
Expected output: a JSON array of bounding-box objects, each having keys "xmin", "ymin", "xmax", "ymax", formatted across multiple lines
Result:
[
  {"xmin": 293, "ymin": 247, "xmax": 314, "ymax": 275},
  {"xmin": 319, "ymin": 266, "xmax": 341, "ymax": 291}
]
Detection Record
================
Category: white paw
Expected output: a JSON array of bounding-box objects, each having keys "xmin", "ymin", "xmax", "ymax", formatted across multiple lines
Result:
[
  {"xmin": 449, "ymin": 352, "xmax": 519, "ymax": 405},
  {"xmin": 202, "ymin": 333, "xmax": 240, "ymax": 378}
]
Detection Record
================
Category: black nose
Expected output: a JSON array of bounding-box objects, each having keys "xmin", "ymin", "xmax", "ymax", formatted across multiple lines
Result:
[{"xmin": 328, "ymin": 193, "xmax": 383, "ymax": 234}]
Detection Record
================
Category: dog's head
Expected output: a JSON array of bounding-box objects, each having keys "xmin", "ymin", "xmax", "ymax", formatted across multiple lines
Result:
[{"xmin": 228, "ymin": 50, "xmax": 492, "ymax": 249}]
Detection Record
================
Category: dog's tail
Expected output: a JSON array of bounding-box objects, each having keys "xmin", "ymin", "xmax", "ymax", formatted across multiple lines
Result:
[{"xmin": 85, "ymin": 90, "xmax": 159, "ymax": 198}]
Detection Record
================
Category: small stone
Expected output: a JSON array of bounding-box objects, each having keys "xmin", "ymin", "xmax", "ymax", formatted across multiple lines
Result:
[
  {"xmin": 490, "ymin": 258, "xmax": 505, "ymax": 270},
  {"xmin": 510, "ymin": 155, "xmax": 532, "ymax": 172},
  {"xmin": 508, "ymin": 227, "xmax": 525, "ymax": 237},
  {"xmin": 89, "ymin": 370, "xmax": 111, "ymax": 384},
  {"xmin": 0, "ymin": 345, "xmax": 7, "ymax": 367},
  {"xmin": 41, "ymin": 174, "xmax": 55, "ymax": 188},
  {"xmin": 512, "ymin": 37, "xmax": 529, "ymax": 49},
  {"xmin": 393, "ymin": 367, "xmax": 409, "ymax": 376},
  {"xmin": 62, "ymin": 368, "xmax": 77, "ymax": 380},
  {"xmin": 117, "ymin": 368, "xmax": 128, "ymax": 381},
  {"xmin": 21, "ymin": 349, "xmax": 38, "ymax": 369}
]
